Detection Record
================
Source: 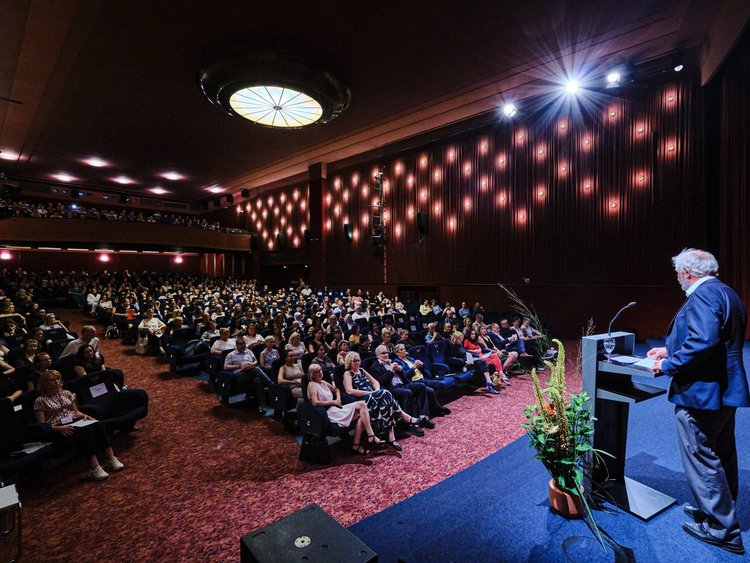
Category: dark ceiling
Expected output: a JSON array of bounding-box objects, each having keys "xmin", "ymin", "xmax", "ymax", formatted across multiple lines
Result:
[{"xmin": 0, "ymin": 0, "xmax": 741, "ymax": 203}]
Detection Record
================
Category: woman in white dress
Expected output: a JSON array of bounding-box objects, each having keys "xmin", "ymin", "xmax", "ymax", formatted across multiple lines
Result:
[{"xmin": 306, "ymin": 364, "xmax": 384, "ymax": 454}]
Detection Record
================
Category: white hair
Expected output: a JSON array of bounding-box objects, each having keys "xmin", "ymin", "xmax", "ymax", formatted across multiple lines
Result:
[{"xmin": 672, "ymin": 248, "xmax": 719, "ymax": 277}]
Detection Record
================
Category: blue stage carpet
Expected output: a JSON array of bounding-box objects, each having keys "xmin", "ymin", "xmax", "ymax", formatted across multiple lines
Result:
[{"xmin": 350, "ymin": 343, "xmax": 750, "ymax": 562}]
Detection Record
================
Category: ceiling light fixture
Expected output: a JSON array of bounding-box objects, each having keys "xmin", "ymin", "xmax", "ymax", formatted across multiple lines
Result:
[
  {"xmin": 502, "ymin": 103, "xmax": 518, "ymax": 118},
  {"xmin": 150, "ymin": 187, "xmax": 168, "ymax": 195},
  {"xmin": 83, "ymin": 157, "xmax": 109, "ymax": 168},
  {"xmin": 161, "ymin": 171, "xmax": 184, "ymax": 181},
  {"xmin": 52, "ymin": 172, "xmax": 75, "ymax": 183},
  {"xmin": 198, "ymin": 51, "xmax": 350, "ymax": 129},
  {"xmin": 112, "ymin": 175, "xmax": 134, "ymax": 185}
]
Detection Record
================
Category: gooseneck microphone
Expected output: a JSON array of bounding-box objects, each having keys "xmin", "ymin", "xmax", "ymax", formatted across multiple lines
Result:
[{"xmin": 607, "ymin": 301, "xmax": 637, "ymax": 336}]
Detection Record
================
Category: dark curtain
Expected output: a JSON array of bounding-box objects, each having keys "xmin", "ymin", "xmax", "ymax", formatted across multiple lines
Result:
[
  {"xmin": 323, "ymin": 72, "xmax": 705, "ymax": 288},
  {"xmin": 718, "ymin": 28, "xmax": 750, "ymax": 321}
]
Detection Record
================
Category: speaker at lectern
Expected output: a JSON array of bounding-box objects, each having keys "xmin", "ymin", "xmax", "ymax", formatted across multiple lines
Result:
[{"xmin": 581, "ymin": 332, "xmax": 676, "ymax": 521}]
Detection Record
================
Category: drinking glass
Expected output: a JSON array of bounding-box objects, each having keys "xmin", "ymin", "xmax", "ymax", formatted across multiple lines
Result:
[{"xmin": 603, "ymin": 337, "xmax": 616, "ymax": 362}]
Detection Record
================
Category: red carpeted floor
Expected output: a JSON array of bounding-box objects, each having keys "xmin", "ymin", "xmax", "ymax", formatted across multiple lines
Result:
[{"xmin": 17, "ymin": 313, "xmax": 582, "ymax": 562}]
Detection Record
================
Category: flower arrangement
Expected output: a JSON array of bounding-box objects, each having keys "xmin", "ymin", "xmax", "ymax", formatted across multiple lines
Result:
[{"xmin": 523, "ymin": 339, "xmax": 610, "ymax": 545}]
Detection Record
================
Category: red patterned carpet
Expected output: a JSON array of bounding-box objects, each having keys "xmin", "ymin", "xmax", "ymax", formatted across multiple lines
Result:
[{"xmin": 17, "ymin": 313, "xmax": 582, "ymax": 562}]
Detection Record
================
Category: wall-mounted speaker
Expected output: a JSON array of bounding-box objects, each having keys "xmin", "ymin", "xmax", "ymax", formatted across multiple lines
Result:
[
  {"xmin": 212, "ymin": 197, "xmax": 221, "ymax": 207},
  {"xmin": 343, "ymin": 223, "xmax": 354, "ymax": 242},
  {"xmin": 225, "ymin": 194, "xmax": 234, "ymax": 204},
  {"xmin": 417, "ymin": 212, "xmax": 429, "ymax": 235},
  {"xmin": 303, "ymin": 229, "xmax": 311, "ymax": 244},
  {"xmin": 241, "ymin": 189, "xmax": 250, "ymax": 198},
  {"xmin": 251, "ymin": 234, "xmax": 262, "ymax": 250},
  {"xmin": 277, "ymin": 233, "xmax": 288, "ymax": 248}
]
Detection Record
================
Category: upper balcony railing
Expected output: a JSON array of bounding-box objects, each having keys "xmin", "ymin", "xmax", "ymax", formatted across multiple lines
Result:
[{"xmin": 0, "ymin": 217, "xmax": 251, "ymax": 252}]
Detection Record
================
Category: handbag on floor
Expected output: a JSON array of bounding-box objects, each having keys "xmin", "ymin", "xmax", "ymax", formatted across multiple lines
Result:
[
  {"xmin": 299, "ymin": 433, "xmax": 330, "ymax": 465},
  {"xmin": 135, "ymin": 335, "xmax": 148, "ymax": 355}
]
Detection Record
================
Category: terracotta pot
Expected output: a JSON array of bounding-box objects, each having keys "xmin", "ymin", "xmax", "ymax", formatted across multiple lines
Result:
[{"xmin": 548, "ymin": 479, "xmax": 584, "ymax": 518}]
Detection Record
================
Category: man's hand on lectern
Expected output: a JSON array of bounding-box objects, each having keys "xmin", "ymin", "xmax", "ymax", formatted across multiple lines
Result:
[{"xmin": 646, "ymin": 347, "xmax": 667, "ymax": 360}]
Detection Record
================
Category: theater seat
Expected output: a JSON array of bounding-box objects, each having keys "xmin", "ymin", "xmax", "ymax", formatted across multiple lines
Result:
[
  {"xmin": 169, "ymin": 339, "xmax": 210, "ymax": 374},
  {"xmin": 73, "ymin": 371, "xmax": 148, "ymax": 434},
  {"xmin": 297, "ymin": 374, "xmax": 354, "ymax": 464},
  {"xmin": 427, "ymin": 340, "xmax": 474, "ymax": 385}
]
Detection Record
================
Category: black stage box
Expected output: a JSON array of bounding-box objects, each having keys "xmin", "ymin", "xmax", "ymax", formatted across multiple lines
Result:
[{"xmin": 240, "ymin": 503, "xmax": 377, "ymax": 562}]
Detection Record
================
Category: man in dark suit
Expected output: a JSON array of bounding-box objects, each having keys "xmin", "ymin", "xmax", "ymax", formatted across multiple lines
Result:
[
  {"xmin": 648, "ymin": 248, "xmax": 749, "ymax": 555},
  {"xmin": 368, "ymin": 345, "xmax": 431, "ymax": 435}
]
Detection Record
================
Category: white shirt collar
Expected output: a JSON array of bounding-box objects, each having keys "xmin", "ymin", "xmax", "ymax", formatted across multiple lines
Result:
[{"xmin": 686, "ymin": 275, "xmax": 713, "ymax": 296}]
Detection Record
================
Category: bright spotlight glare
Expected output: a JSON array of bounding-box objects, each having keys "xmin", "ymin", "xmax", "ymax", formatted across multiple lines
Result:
[
  {"xmin": 502, "ymin": 103, "xmax": 517, "ymax": 117},
  {"xmin": 606, "ymin": 72, "xmax": 620, "ymax": 84},
  {"xmin": 674, "ymin": 64, "xmax": 684, "ymax": 72},
  {"xmin": 564, "ymin": 80, "xmax": 580, "ymax": 94}
]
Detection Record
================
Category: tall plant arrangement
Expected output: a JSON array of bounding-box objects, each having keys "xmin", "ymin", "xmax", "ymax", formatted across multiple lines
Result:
[{"xmin": 522, "ymin": 339, "xmax": 611, "ymax": 547}]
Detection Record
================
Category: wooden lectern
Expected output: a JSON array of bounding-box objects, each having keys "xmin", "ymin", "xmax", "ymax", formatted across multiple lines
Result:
[{"xmin": 581, "ymin": 331, "xmax": 676, "ymax": 521}]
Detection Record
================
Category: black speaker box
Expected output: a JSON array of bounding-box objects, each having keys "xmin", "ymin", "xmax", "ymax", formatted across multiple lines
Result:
[
  {"xmin": 240, "ymin": 503, "xmax": 377, "ymax": 563},
  {"xmin": 276, "ymin": 233, "xmax": 288, "ymax": 248},
  {"xmin": 417, "ymin": 212, "xmax": 429, "ymax": 234},
  {"xmin": 251, "ymin": 234, "xmax": 262, "ymax": 251},
  {"xmin": 241, "ymin": 188, "xmax": 250, "ymax": 198},
  {"xmin": 226, "ymin": 194, "xmax": 234, "ymax": 204}
]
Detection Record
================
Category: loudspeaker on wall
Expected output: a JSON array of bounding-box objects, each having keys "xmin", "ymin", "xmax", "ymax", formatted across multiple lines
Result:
[{"xmin": 417, "ymin": 212, "xmax": 429, "ymax": 234}]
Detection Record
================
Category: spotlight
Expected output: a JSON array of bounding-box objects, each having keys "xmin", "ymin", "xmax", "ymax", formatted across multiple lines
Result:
[
  {"xmin": 564, "ymin": 79, "xmax": 580, "ymax": 94},
  {"xmin": 671, "ymin": 51, "xmax": 684, "ymax": 72},
  {"xmin": 606, "ymin": 71, "xmax": 620, "ymax": 85},
  {"xmin": 502, "ymin": 103, "xmax": 517, "ymax": 118}
]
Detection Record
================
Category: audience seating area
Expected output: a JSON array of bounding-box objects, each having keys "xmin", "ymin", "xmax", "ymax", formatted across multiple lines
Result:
[
  {"xmin": 1, "ymin": 268, "xmax": 554, "ymax": 471},
  {"xmin": 0, "ymin": 196, "xmax": 247, "ymax": 234}
]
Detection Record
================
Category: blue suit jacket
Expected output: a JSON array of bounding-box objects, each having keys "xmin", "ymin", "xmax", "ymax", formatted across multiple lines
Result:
[{"xmin": 662, "ymin": 277, "xmax": 749, "ymax": 410}]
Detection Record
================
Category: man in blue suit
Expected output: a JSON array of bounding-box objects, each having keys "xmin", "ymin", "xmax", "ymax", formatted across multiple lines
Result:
[{"xmin": 648, "ymin": 248, "xmax": 749, "ymax": 555}]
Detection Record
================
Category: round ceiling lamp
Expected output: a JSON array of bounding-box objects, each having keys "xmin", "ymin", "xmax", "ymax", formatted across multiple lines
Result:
[{"xmin": 197, "ymin": 52, "xmax": 350, "ymax": 129}]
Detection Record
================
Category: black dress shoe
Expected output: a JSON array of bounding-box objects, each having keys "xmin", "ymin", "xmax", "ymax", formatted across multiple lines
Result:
[
  {"xmin": 439, "ymin": 407, "xmax": 451, "ymax": 415},
  {"xmin": 683, "ymin": 504, "xmax": 707, "ymax": 522},
  {"xmin": 682, "ymin": 521, "xmax": 745, "ymax": 554},
  {"xmin": 409, "ymin": 422, "xmax": 425, "ymax": 437},
  {"xmin": 420, "ymin": 416, "xmax": 436, "ymax": 429}
]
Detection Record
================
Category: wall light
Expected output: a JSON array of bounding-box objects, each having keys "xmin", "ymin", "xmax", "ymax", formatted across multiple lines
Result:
[{"xmin": 502, "ymin": 103, "xmax": 518, "ymax": 118}]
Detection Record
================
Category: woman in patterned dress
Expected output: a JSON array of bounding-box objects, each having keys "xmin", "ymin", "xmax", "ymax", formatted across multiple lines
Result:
[
  {"xmin": 307, "ymin": 364, "xmax": 383, "ymax": 454},
  {"xmin": 342, "ymin": 351, "xmax": 422, "ymax": 451}
]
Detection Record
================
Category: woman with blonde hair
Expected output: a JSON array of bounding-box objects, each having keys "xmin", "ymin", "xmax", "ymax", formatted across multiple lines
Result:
[
  {"xmin": 34, "ymin": 370, "xmax": 124, "ymax": 481},
  {"xmin": 307, "ymin": 364, "xmax": 383, "ymax": 454},
  {"xmin": 343, "ymin": 351, "xmax": 422, "ymax": 451}
]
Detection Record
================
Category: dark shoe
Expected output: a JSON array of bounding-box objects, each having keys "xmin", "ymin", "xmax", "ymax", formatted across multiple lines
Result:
[
  {"xmin": 351, "ymin": 442, "xmax": 369, "ymax": 455},
  {"xmin": 367, "ymin": 434, "xmax": 385, "ymax": 450},
  {"xmin": 258, "ymin": 405, "xmax": 268, "ymax": 415},
  {"xmin": 409, "ymin": 422, "xmax": 425, "ymax": 437},
  {"xmin": 483, "ymin": 385, "xmax": 499, "ymax": 395},
  {"xmin": 683, "ymin": 504, "xmax": 707, "ymax": 522},
  {"xmin": 386, "ymin": 440, "xmax": 403, "ymax": 452},
  {"xmin": 420, "ymin": 416, "xmax": 436, "ymax": 429},
  {"xmin": 682, "ymin": 521, "xmax": 745, "ymax": 555},
  {"xmin": 439, "ymin": 407, "xmax": 451, "ymax": 415}
]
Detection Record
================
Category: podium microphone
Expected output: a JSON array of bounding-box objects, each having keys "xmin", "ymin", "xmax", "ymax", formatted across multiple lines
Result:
[{"xmin": 608, "ymin": 301, "xmax": 637, "ymax": 336}]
